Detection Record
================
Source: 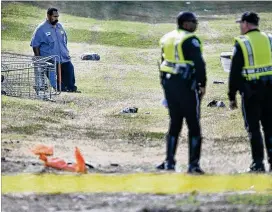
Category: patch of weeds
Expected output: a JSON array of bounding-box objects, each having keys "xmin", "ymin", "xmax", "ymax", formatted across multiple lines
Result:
[
  {"xmin": 52, "ymin": 108, "xmax": 75, "ymax": 119},
  {"xmin": 4, "ymin": 124, "xmax": 45, "ymax": 135},
  {"xmin": 227, "ymin": 194, "xmax": 272, "ymax": 206},
  {"xmin": 38, "ymin": 116, "xmax": 60, "ymax": 124},
  {"xmin": 121, "ymin": 129, "xmax": 165, "ymax": 141},
  {"xmin": 59, "ymin": 125, "xmax": 80, "ymax": 133},
  {"xmin": 1, "ymin": 96, "xmax": 41, "ymax": 111},
  {"xmin": 85, "ymin": 128, "xmax": 105, "ymax": 139},
  {"xmin": 176, "ymin": 195, "xmax": 200, "ymax": 206},
  {"xmin": 214, "ymin": 136, "xmax": 248, "ymax": 144},
  {"xmin": 109, "ymin": 113, "xmax": 155, "ymax": 126},
  {"xmin": 1, "ymin": 134, "xmax": 27, "ymax": 140}
]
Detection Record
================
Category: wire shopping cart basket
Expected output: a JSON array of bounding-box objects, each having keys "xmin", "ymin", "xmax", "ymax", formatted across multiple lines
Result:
[{"xmin": 1, "ymin": 52, "xmax": 61, "ymax": 101}]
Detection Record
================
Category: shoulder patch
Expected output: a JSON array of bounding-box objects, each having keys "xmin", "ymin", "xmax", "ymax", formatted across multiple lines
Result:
[{"xmin": 192, "ymin": 38, "xmax": 200, "ymax": 47}]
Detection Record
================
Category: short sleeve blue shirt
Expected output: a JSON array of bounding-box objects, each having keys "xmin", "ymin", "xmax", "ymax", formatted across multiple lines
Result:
[{"xmin": 30, "ymin": 20, "xmax": 70, "ymax": 63}]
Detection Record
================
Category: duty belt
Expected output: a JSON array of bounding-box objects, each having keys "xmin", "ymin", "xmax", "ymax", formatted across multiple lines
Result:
[
  {"xmin": 163, "ymin": 61, "xmax": 192, "ymax": 68},
  {"xmin": 161, "ymin": 61, "xmax": 195, "ymax": 81},
  {"xmin": 163, "ymin": 61, "xmax": 194, "ymax": 75}
]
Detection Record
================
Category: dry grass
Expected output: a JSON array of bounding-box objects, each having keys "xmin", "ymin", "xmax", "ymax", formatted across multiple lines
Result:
[{"xmin": 1, "ymin": 2, "xmax": 272, "ymax": 174}]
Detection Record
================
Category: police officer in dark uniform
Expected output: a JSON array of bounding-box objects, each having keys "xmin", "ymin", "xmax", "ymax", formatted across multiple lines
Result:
[
  {"xmin": 228, "ymin": 12, "xmax": 272, "ymax": 172},
  {"xmin": 157, "ymin": 12, "xmax": 207, "ymax": 174}
]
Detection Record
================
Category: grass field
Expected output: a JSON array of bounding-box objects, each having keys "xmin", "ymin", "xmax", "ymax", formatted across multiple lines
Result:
[
  {"xmin": 1, "ymin": 1, "xmax": 272, "ymax": 211},
  {"xmin": 4, "ymin": 1, "xmax": 272, "ymax": 142}
]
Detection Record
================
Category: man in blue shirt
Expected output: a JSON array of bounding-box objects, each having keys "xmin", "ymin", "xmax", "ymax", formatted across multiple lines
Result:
[{"xmin": 30, "ymin": 8, "xmax": 79, "ymax": 92}]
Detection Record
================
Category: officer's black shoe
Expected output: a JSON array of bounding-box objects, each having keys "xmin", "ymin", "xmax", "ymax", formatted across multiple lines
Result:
[
  {"xmin": 67, "ymin": 86, "xmax": 81, "ymax": 93},
  {"xmin": 157, "ymin": 135, "xmax": 178, "ymax": 171},
  {"xmin": 156, "ymin": 160, "xmax": 175, "ymax": 170},
  {"xmin": 187, "ymin": 165, "xmax": 205, "ymax": 175},
  {"xmin": 247, "ymin": 163, "xmax": 265, "ymax": 173}
]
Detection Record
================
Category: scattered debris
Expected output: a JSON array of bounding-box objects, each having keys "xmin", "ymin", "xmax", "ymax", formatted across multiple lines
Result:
[
  {"xmin": 72, "ymin": 195, "xmax": 86, "ymax": 201},
  {"xmin": 120, "ymin": 107, "xmax": 138, "ymax": 114},
  {"xmin": 85, "ymin": 162, "xmax": 94, "ymax": 169},
  {"xmin": 31, "ymin": 144, "xmax": 87, "ymax": 173},
  {"xmin": 213, "ymin": 81, "xmax": 224, "ymax": 84},
  {"xmin": 207, "ymin": 100, "xmax": 226, "ymax": 108},
  {"xmin": 67, "ymin": 161, "xmax": 94, "ymax": 169},
  {"xmin": 81, "ymin": 53, "xmax": 100, "ymax": 61}
]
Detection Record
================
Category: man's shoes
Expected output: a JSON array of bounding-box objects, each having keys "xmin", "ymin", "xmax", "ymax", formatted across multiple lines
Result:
[
  {"xmin": 187, "ymin": 165, "xmax": 205, "ymax": 175},
  {"xmin": 247, "ymin": 163, "xmax": 265, "ymax": 173},
  {"xmin": 156, "ymin": 160, "xmax": 175, "ymax": 171},
  {"xmin": 67, "ymin": 86, "xmax": 81, "ymax": 93},
  {"xmin": 60, "ymin": 86, "xmax": 81, "ymax": 93}
]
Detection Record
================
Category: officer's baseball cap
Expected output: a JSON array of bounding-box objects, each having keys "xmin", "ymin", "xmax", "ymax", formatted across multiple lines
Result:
[
  {"xmin": 236, "ymin": 12, "xmax": 259, "ymax": 25},
  {"xmin": 177, "ymin": 11, "xmax": 198, "ymax": 27}
]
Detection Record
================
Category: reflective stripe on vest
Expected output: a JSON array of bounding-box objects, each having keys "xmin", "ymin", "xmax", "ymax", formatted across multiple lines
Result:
[
  {"xmin": 269, "ymin": 34, "xmax": 272, "ymax": 54},
  {"xmin": 242, "ymin": 66, "xmax": 272, "ymax": 81},
  {"xmin": 235, "ymin": 32, "xmax": 272, "ymax": 81},
  {"xmin": 159, "ymin": 30, "xmax": 202, "ymax": 74},
  {"xmin": 240, "ymin": 36, "xmax": 254, "ymax": 66}
]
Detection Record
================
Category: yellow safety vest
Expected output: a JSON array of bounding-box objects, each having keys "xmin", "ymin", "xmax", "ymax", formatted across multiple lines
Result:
[
  {"xmin": 159, "ymin": 29, "xmax": 203, "ymax": 74},
  {"xmin": 235, "ymin": 31, "xmax": 272, "ymax": 81}
]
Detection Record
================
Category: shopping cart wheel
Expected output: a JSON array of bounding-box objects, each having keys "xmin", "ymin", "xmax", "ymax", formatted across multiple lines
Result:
[{"xmin": 1, "ymin": 90, "xmax": 7, "ymax": 95}]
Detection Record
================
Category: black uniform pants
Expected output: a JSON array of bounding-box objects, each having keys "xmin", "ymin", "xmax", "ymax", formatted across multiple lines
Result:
[
  {"xmin": 241, "ymin": 83, "xmax": 272, "ymax": 165},
  {"xmin": 162, "ymin": 74, "xmax": 201, "ymax": 138},
  {"xmin": 162, "ymin": 74, "xmax": 202, "ymax": 166}
]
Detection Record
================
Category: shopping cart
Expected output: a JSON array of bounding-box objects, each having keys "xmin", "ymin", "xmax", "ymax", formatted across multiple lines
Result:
[{"xmin": 1, "ymin": 52, "xmax": 61, "ymax": 101}]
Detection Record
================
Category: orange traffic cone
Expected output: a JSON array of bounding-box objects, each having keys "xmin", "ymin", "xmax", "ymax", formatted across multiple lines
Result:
[{"xmin": 74, "ymin": 146, "xmax": 86, "ymax": 173}]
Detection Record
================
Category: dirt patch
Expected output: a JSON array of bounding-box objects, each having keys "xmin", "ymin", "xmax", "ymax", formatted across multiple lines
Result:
[
  {"xmin": 1, "ymin": 158, "xmax": 156, "ymax": 175},
  {"xmin": 2, "ymin": 192, "xmax": 272, "ymax": 212}
]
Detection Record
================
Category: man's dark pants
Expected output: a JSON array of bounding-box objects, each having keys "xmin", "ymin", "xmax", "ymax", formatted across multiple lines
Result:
[
  {"xmin": 162, "ymin": 74, "xmax": 202, "ymax": 168},
  {"xmin": 241, "ymin": 83, "xmax": 272, "ymax": 167},
  {"xmin": 56, "ymin": 61, "xmax": 76, "ymax": 91}
]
